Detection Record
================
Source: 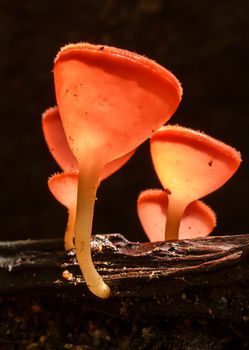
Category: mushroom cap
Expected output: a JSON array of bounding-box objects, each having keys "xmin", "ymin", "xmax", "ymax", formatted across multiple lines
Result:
[
  {"xmin": 42, "ymin": 106, "xmax": 78, "ymax": 171},
  {"xmin": 42, "ymin": 106, "xmax": 136, "ymax": 180},
  {"xmin": 54, "ymin": 43, "xmax": 182, "ymax": 165},
  {"xmin": 150, "ymin": 125, "xmax": 241, "ymax": 205},
  {"xmin": 137, "ymin": 189, "xmax": 216, "ymax": 242},
  {"xmin": 48, "ymin": 172, "xmax": 78, "ymax": 209}
]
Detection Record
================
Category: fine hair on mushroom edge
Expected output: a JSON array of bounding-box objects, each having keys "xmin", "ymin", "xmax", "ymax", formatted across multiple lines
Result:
[{"xmin": 53, "ymin": 43, "xmax": 182, "ymax": 298}]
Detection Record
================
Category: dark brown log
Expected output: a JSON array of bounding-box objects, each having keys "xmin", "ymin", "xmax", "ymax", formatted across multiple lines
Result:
[
  {"xmin": 1, "ymin": 234, "xmax": 249, "ymax": 349},
  {"xmin": 1, "ymin": 234, "xmax": 249, "ymax": 314}
]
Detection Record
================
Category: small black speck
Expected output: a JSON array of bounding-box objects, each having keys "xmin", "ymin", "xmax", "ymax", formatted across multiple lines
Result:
[
  {"xmin": 99, "ymin": 46, "xmax": 104, "ymax": 51},
  {"xmin": 208, "ymin": 161, "xmax": 213, "ymax": 167}
]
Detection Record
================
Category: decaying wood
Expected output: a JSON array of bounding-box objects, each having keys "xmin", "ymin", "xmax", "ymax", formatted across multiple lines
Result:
[
  {"xmin": 0, "ymin": 234, "xmax": 249, "ymax": 321},
  {"xmin": 1, "ymin": 234, "xmax": 249, "ymax": 349}
]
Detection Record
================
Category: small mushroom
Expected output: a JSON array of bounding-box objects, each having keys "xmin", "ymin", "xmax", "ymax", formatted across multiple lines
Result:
[
  {"xmin": 43, "ymin": 106, "xmax": 136, "ymax": 249},
  {"xmin": 137, "ymin": 189, "xmax": 216, "ymax": 242},
  {"xmin": 150, "ymin": 125, "xmax": 241, "ymax": 241},
  {"xmin": 48, "ymin": 172, "xmax": 78, "ymax": 250},
  {"xmin": 53, "ymin": 43, "xmax": 182, "ymax": 298}
]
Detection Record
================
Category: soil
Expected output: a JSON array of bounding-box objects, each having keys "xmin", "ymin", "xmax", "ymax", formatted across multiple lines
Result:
[{"xmin": 1, "ymin": 292, "xmax": 248, "ymax": 350}]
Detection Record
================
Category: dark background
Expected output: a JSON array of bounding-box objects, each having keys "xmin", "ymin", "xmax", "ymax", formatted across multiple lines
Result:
[{"xmin": 1, "ymin": 0, "xmax": 248, "ymax": 242}]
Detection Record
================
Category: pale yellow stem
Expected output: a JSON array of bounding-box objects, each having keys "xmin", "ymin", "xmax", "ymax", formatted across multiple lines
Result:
[
  {"xmin": 64, "ymin": 208, "xmax": 76, "ymax": 251},
  {"xmin": 74, "ymin": 160, "xmax": 110, "ymax": 299},
  {"xmin": 165, "ymin": 197, "xmax": 186, "ymax": 241}
]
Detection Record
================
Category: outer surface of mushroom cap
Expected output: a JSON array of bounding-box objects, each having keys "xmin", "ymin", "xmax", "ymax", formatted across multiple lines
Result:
[
  {"xmin": 42, "ymin": 106, "xmax": 78, "ymax": 171},
  {"xmin": 151, "ymin": 125, "xmax": 241, "ymax": 204},
  {"xmin": 48, "ymin": 172, "xmax": 78, "ymax": 208},
  {"xmin": 42, "ymin": 106, "xmax": 136, "ymax": 181},
  {"xmin": 54, "ymin": 43, "xmax": 182, "ymax": 163},
  {"xmin": 137, "ymin": 189, "xmax": 216, "ymax": 242}
]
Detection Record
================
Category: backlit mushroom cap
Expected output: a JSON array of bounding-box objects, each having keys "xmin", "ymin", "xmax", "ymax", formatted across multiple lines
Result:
[
  {"xmin": 54, "ymin": 43, "xmax": 182, "ymax": 164},
  {"xmin": 137, "ymin": 189, "xmax": 216, "ymax": 242},
  {"xmin": 48, "ymin": 172, "xmax": 78, "ymax": 209},
  {"xmin": 151, "ymin": 125, "xmax": 241, "ymax": 204},
  {"xmin": 42, "ymin": 105, "xmax": 136, "ymax": 180},
  {"xmin": 42, "ymin": 106, "xmax": 78, "ymax": 171}
]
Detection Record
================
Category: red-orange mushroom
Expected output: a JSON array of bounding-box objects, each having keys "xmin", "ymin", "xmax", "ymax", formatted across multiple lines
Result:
[
  {"xmin": 137, "ymin": 189, "xmax": 216, "ymax": 242},
  {"xmin": 53, "ymin": 43, "xmax": 182, "ymax": 298},
  {"xmin": 150, "ymin": 125, "xmax": 241, "ymax": 241},
  {"xmin": 48, "ymin": 172, "xmax": 78, "ymax": 250},
  {"xmin": 43, "ymin": 106, "xmax": 136, "ymax": 249}
]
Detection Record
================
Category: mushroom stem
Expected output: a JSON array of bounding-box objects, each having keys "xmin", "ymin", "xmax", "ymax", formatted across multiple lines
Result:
[
  {"xmin": 74, "ymin": 160, "xmax": 110, "ymax": 299},
  {"xmin": 64, "ymin": 208, "xmax": 76, "ymax": 250},
  {"xmin": 165, "ymin": 198, "xmax": 185, "ymax": 241}
]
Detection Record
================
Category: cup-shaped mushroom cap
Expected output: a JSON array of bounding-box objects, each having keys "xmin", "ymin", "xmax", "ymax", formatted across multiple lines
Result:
[
  {"xmin": 42, "ymin": 106, "xmax": 78, "ymax": 171},
  {"xmin": 42, "ymin": 106, "xmax": 136, "ymax": 180},
  {"xmin": 48, "ymin": 172, "xmax": 78, "ymax": 209},
  {"xmin": 48, "ymin": 172, "xmax": 78, "ymax": 251},
  {"xmin": 54, "ymin": 43, "xmax": 182, "ymax": 164},
  {"xmin": 150, "ymin": 125, "xmax": 241, "ymax": 205},
  {"xmin": 183, "ymin": 200, "xmax": 216, "ymax": 239},
  {"xmin": 137, "ymin": 189, "xmax": 216, "ymax": 242}
]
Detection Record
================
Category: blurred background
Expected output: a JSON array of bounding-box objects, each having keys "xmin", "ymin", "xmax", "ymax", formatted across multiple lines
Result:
[{"xmin": 1, "ymin": 0, "xmax": 248, "ymax": 242}]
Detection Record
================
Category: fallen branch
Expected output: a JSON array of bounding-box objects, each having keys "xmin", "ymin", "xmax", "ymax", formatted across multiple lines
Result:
[
  {"xmin": 1, "ymin": 234, "xmax": 249, "ymax": 349},
  {"xmin": 0, "ymin": 234, "xmax": 249, "ymax": 317}
]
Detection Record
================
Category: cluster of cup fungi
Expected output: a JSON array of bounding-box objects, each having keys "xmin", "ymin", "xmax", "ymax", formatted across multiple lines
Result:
[{"xmin": 42, "ymin": 43, "xmax": 241, "ymax": 299}]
